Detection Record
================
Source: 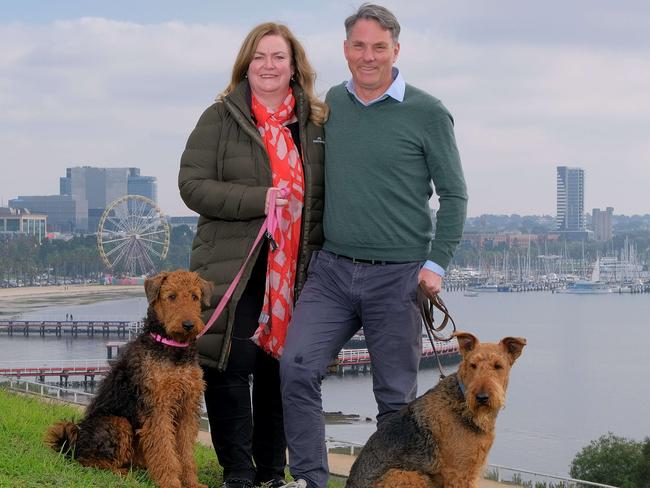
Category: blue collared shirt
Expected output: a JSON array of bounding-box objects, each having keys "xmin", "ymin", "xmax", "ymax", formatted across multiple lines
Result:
[
  {"xmin": 345, "ymin": 68, "xmax": 445, "ymax": 277},
  {"xmin": 346, "ymin": 67, "xmax": 406, "ymax": 105}
]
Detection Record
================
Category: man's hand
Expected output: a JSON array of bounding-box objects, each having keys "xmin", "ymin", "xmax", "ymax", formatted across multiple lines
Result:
[{"xmin": 418, "ymin": 267, "xmax": 443, "ymax": 299}]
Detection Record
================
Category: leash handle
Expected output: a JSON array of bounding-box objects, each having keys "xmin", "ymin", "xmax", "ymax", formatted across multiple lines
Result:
[
  {"xmin": 198, "ymin": 188, "xmax": 283, "ymax": 339},
  {"xmin": 417, "ymin": 289, "xmax": 457, "ymax": 341},
  {"xmin": 418, "ymin": 289, "xmax": 458, "ymax": 379}
]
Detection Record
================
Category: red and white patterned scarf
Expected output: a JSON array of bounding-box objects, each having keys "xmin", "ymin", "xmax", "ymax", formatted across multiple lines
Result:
[{"xmin": 251, "ymin": 89, "xmax": 304, "ymax": 358}]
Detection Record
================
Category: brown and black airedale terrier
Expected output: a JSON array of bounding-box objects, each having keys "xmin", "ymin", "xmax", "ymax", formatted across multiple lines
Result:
[
  {"xmin": 346, "ymin": 331, "xmax": 526, "ymax": 488},
  {"xmin": 45, "ymin": 270, "xmax": 213, "ymax": 488}
]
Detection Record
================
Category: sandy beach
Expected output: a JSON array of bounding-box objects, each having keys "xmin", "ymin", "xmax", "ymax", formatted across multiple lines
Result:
[{"xmin": 0, "ymin": 284, "xmax": 145, "ymax": 318}]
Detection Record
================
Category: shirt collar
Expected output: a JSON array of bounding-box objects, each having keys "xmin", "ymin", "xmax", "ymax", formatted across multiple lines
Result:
[{"xmin": 345, "ymin": 67, "xmax": 405, "ymax": 106}]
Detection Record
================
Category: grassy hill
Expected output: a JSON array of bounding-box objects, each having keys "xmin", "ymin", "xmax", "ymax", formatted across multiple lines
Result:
[{"xmin": 0, "ymin": 388, "xmax": 343, "ymax": 487}]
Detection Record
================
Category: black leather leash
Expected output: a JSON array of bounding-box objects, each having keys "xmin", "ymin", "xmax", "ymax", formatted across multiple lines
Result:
[{"xmin": 417, "ymin": 288, "xmax": 458, "ymax": 380}]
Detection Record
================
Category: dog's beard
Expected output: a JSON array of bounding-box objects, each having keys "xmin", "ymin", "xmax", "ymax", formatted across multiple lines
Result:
[
  {"xmin": 472, "ymin": 409, "xmax": 498, "ymax": 432},
  {"xmin": 465, "ymin": 380, "xmax": 506, "ymax": 430}
]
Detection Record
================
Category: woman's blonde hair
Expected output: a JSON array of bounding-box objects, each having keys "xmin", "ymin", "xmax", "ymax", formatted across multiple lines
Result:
[{"xmin": 220, "ymin": 22, "xmax": 328, "ymax": 125}]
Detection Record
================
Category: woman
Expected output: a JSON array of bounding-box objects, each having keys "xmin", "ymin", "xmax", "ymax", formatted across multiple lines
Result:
[{"xmin": 178, "ymin": 23, "xmax": 326, "ymax": 488}]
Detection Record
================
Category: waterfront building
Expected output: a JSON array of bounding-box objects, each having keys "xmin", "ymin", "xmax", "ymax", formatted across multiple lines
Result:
[
  {"xmin": 127, "ymin": 168, "xmax": 158, "ymax": 203},
  {"xmin": 461, "ymin": 231, "xmax": 557, "ymax": 249},
  {"xmin": 554, "ymin": 166, "xmax": 590, "ymax": 240},
  {"xmin": 59, "ymin": 166, "xmax": 158, "ymax": 232},
  {"xmin": 592, "ymin": 207, "xmax": 614, "ymax": 242},
  {"xmin": 0, "ymin": 207, "xmax": 47, "ymax": 242},
  {"xmin": 556, "ymin": 166, "xmax": 585, "ymax": 232},
  {"xmin": 8, "ymin": 195, "xmax": 79, "ymax": 233},
  {"xmin": 0, "ymin": 207, "xmax": 47, "ymax": 236}
]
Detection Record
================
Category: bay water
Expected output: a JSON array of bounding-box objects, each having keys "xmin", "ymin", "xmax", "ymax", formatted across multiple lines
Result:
[{"xmin": 1, "ymin": 291, "xmax": 648, "ymax": 476}]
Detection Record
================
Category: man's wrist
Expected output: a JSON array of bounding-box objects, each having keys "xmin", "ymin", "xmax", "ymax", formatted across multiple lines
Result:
[{"xmin": 422, "ymin": 260, "xmax": 445, "ymax": 276}]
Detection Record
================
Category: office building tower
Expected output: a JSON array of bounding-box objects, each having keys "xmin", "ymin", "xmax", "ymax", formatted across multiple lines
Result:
[
  {"xmin": 556, "ymin": 166, "xmax": 585, "ymax": 232},
  {"xmin": 59, "ymin": 166, "xmax": 157, "ymax": 232},
  {"xmin": 127, "ymin": 168, "xmax": 158, "ymax": 203},
  {"xmin": 592, "ymin": 207, "xmax": 614, "ymax": 241}
]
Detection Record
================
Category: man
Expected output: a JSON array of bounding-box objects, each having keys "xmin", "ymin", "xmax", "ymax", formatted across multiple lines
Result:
[{"xmin": 279, "ymin": 4, "xmax": 467, "ymax": 487}]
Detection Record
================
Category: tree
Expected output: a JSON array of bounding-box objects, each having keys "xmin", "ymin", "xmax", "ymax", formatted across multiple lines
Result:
[
  {"xmin": 161, "ymin": 224, "xmax": 194, "ymax": 270},
  {"xmin": 635, "ymin": 437, "xmax": 650, "ymax": 487},
  {"xmin": 570, "ymin": 432, "xmax": 643, "ymax": 487}
]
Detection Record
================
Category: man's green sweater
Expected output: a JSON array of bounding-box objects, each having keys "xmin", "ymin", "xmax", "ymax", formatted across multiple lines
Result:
[{"xmin": 323, "ymin": 82, "xmax": 468, "ymax": 269}]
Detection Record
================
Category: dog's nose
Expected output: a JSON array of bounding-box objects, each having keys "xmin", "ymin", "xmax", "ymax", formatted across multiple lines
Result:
[
  {"xmin": 182, "ymin": 320, "xmax": 194, "ymax": 331},
  {"xmin": 476, "ymin": 393, "xmax": 490, "ymax": 405}
]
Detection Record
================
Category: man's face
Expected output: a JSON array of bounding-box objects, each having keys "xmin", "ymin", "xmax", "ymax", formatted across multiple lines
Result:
[{"xmin": 344, "ymin": 18, "xmax": 400, "ymax": 97}]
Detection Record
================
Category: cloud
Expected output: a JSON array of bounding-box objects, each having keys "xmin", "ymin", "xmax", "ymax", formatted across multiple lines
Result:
[
  {"xmin": 396, "ymin": 26, "xmax": 650, "ymax": 215},
  {"xmin": 1, "ymin": 7, "xmax": 649, "ymax": 217},
  {"xmin": 0, "ymin": 19, "xmax": 248, "ymax": 213}
]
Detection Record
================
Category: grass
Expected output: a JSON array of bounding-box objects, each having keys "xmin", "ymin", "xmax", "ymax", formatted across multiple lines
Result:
[{"xmin": 0, "ymin": 387, "xmax": 344, "ymax": 487}]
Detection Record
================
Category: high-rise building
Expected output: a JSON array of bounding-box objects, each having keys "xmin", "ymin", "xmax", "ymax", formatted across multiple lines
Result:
[
  {"xmin": 59, "ymin": 166, "xmax": 157, "ymax": 232},
  {"xmin": 556, "ymin": 166, "xmax": 585, "ymax": 232},
  {"xmin": 127, "ymin": 168, "xmax": 158, "ymax": 203},
  {"xmin": 592, "ymin": 207, "xmax": 614, "ymax": 241}
]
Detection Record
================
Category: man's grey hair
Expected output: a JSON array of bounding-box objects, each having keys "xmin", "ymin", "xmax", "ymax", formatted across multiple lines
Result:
[{"xmin": 345, "ymin": 3, "xmax": 401, "ymax": 43}]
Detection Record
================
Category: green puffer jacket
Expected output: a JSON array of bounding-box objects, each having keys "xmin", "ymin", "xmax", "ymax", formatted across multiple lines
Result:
[{"xmin": 178, "ymin": 80, "xmax": 325, "ymax": 370}]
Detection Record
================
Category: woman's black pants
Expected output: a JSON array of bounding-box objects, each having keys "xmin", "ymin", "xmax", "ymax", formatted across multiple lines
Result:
[{"xmin": 202, "ymin": 253, "xmax": 286, "ymax": 484}]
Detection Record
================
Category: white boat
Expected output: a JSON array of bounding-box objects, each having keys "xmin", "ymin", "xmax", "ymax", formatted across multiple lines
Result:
[
  {"xmin": 466, "ymin": 284, "xmax": 499, "ymax": 293},
  {"xmin": 558, "ymin": 281, "xmax": 612, "ymax": 294},
  {"xmin": 463, "ymin": 291, "xmax": 479, "ymax": 297},
  {"xmin": 557, "ymin": 258, "xmax": 612, "ymax": 294}
]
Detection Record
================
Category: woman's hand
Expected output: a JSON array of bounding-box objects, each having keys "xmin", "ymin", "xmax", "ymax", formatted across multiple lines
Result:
[{"xmin": 265, "ymin": 187, "xmax": 289, "ymax": 215}]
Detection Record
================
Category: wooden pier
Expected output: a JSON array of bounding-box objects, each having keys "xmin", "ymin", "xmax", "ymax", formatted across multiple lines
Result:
[
  {"xmin": 0, "ymin": 359, "xmax": 110, "ymax": 387},
  {"xmin": 329, "ymin": 340, "xmax": 460, "ymax": 376},
  {"xmin": 0, "ymin": 320, "xmax": 142, "ymax": 337},
  {"xmin": 0, "ymin": 338, "xmax": 460, "ymax": 387}
]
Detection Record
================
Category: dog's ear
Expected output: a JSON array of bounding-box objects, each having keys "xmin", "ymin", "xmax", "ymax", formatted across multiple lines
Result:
[
  {"xmin": 144, "ymin": 272, "xmax": 169, "ymax": 305},
  {"xmin": 198, "ymin": 277, "xmax": 214, "ymax": 307},
  {"xmin": 500, "ymin": 336, "xmax": 527, "ymax": 364},
  {"xmin": 454, "ymin": 332, "xmax": 478, "ymax": 355}
]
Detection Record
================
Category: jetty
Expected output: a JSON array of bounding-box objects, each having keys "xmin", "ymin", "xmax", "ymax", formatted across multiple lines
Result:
[
  {"xmin": 0, "ymin": 338, "xmax": 460, "ymax": 387},
  {"xmin": 331, "ymin": 339, "xmax": 459, "ymax": 375},
  {"xmin": 0, "ymin": 319, "xmax": 142, "ymax": 337},
  {"xmin": 0, "ymin": 359, "xmax": 109, "ymax": 386}
]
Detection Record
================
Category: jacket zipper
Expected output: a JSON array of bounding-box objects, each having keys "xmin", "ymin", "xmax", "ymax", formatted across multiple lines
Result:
[{"xmin": 295, "ymin": 91, "xmax": 310, "ymax": 298}]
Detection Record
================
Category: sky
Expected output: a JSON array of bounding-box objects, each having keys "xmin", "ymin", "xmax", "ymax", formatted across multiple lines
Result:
[{"xmin": 1, "ymin": 0, "xmax": 649, "ymax": 218}]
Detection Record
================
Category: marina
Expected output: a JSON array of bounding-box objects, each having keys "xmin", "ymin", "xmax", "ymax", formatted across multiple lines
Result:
[{"xmin": 445, "ymin": 249, "xmax": 649, "ymax": 295}]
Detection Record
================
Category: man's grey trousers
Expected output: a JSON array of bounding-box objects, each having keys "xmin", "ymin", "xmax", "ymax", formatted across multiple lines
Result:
[{"xmin": 280, "ymin": 250, "xmax": 422, "ymax": 488}]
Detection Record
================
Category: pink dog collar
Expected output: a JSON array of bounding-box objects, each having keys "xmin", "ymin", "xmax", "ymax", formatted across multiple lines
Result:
[{"xmin": 149, "ymin": 333, "xmax": 190, "ymax": 348}]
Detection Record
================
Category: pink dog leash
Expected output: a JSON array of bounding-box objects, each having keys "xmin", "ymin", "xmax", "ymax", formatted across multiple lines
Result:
[{"xmin": 197, "ymin": 188, "xmax": 285, "ymax": 339}]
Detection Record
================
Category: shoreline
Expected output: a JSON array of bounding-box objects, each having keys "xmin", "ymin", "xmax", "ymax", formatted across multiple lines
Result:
[{"xmin": 0, "ymin": 284, "xmax": 144, "ymax": 318}]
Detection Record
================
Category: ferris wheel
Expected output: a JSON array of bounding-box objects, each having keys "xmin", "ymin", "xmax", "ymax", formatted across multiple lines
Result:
[{"xmin": 97, "ymin": 195, "xmax": 170, "ymax": 277}]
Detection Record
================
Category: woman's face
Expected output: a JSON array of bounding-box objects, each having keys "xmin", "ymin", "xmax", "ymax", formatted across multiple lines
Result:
[{"xmin": 247, "ymin": 34, "xmax": 294, "ymax": 100}]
